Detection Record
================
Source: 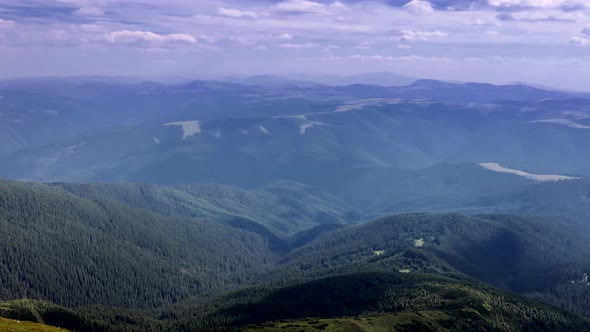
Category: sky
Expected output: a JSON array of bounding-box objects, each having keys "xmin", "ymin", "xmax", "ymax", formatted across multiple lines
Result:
[{"xmin": 1, "ymin": 0, "xmax": 590, "ymax": 89}]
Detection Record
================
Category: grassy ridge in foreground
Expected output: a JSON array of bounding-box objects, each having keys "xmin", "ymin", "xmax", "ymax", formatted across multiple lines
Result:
[
  {"xmin": 245, "ymin": 311, "xmax": 586, "ymax": 332},
  {"xmin": 243, "ymin": 313, "xmax": 506, "ymax": 332},
  {"xmin": 0, "ymin": 317, "xmax": 69, "ymax": 332},
  {"xmin": 169, "ymin": 272, "xmax": 590, "ymax": 331}
]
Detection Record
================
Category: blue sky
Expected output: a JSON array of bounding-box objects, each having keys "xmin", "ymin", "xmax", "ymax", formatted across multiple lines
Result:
[{"xmin": 1, "ymin": 0, "xmax": 589, "ymax": 89}]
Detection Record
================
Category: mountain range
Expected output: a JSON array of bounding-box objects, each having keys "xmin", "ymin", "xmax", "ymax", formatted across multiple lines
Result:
[
  {"xmin": 1, "ymin": 75, "xmax": 590, "ymax": 331},
  {"xmin": 1, "ymin": 77, "xmax": 590, "ymax": 187}
]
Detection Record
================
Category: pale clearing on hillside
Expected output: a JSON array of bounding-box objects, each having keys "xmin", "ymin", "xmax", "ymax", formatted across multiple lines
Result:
[
  {"xmin": 373, "ymin": 250, "xmax": 386, "ymax": 256},
  {"xmin": 334, "ymin": 98, "xmax": 402, "ymax": 113},
  {"xmin": 529, "ymin": 118, "xmax": 590, "ymax": 129},
  {"xmin": 164, "ymin": 121, "xmax": 201, "ymax": 140},
  {"xmin": 274, "ymin": 98, "xmax": 402, "ymax": 121},
  {"xmin": 561, "ymin": 111, "xmax": 590, "ymax": 120},
  {"xmin": 299, "ymin": 122, "xmax": 326, "ymax": 134},
  {"xmin": 258, "ymin": 125, "xmax": 271, "ymax": 135},
  {"xmin": 64, "ymin": 142, "xmax": 86, "ymax": 157},
  {"xmin": 479, "ymin": 162, "xmax": 579, "ymax": 182},
  {"xmin": 414, "ymin": 238, "xmax": 424, "ymax": 247}
]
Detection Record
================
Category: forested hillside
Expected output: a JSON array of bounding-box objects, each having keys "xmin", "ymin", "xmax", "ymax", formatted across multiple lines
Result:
[
  {"xmin": 0, "ymin": 180, "xmax": 278, "ymax": 308},
  {"xmin": 50, "ymin": 180, "xmax": 352, "ymax": 238},
  {"xmin": 0, "ymin": 179, "xmax": 590, "ymax": 331},
  {"xmin": 273, "ymin": 213, "xmax": 590, "ymax": 318},
  {"xmin": 200, "ymin": 272, "xmax": 590, "ymax": 332}
]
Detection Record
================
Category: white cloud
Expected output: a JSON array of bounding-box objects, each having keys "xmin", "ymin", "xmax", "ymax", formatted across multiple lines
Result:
[
  {"xmin": 275, "ymin": 0, "xmax": 345, "ymax": 13},
  {"xmin": 403, "ymin": 0, "xmax": 434, "ymax": 15},
  {"xmin": 79, "ymin": 24, "xmax": 105, "ymax": 32},
  {"xmin": 164, "ymin": 34, "xmax": 197, "ymax": 44},
  {"xmin": 217, "ymin": 8, "xmax": 258, "ymax": 19},
  {"xmin": 278, "ymin": 33, "xmax": 294, "ymax": 40},
  {"xmin": 357, "ymin": 41, "xmax": 372, "ymax": 49},
  {"xmin": 74, "ymin": 7, "xmax": 104, "ymax": 16},
  {"xmin": 2, "ymin": 0, "xmax": 590, "ymax": 90},
  {"xmin": 328, "ymin": 54, "xmax": 451, "ymax": 63},
  {"xmin": 276, "ymin": 0, "xmax": 324, "ymax": 12},
  {"xmin": 105, "ymin": 30, "xmax": 197, "ymax": 44},
  {"xmin": 570, "ymin": 36, "xmax": 590, "ymax": 46},
  {"xmin": 570, "ymin": 25, "xmax": 590, "ymax": 45},
  {"xmin": 472, "ymin": 18, "xmax": 502, "ymax": 26},
  {"xmin": 0, "ymin": 18, "xmax": 16, "ymax": 29},
  {"xmin": 345, "ymin": 54, "xmax": 396, "ymax": 61},
  {"xmin": 331, "ymin": 1, "xmax": 346, "ymax": 9},
  {"xmin": 500, "ymin": 11, "xmax": 581, "ymax": 22},
  {"xmin": 488, "ymin": 0, "xmax": 586, "ymax": 9},
  {"xmin": 400, "ymin": 30, "xmax": 447, "ymax": 42},
  {"xmin": 280, "ymin": 42, "xmax": 319, "ymax": 49}
]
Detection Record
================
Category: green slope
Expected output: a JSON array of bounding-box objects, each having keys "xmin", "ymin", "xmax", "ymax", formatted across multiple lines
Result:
[
  {"xmin": 275, "ymin": 213, "xmax": 590, "ymax": 317},
  {"xmin": 50, "ymin": 180, "xmax": 352, "ymax": 238},
  {"xmin": 0, "ymin": 179, "xmax": 589, "ymax": 330},
  {"xmin": 0, "ymin": 317, "xmax": 69, "ymax": 332},
  {"xmin": 280, "ymin": 214, "xmax": 587, "ymax": 272},
  {"xmin": 187, "ymin": 272, "xmax": 590, "ymax": 331},
  {"xmin": 0, "ymin": 179, "xmax": 277, "ymax": 308}
]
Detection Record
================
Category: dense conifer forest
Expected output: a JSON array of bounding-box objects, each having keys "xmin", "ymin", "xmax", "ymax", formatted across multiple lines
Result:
[{"xmin": 1, "ymin": 179, "xmax": 590, "ymax": 331}]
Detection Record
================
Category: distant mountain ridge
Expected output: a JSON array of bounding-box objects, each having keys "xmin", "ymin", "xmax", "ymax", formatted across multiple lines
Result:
[
  {"xmin": 2, "ymin": 76, "xmax": 590, "ymax": 186},
  {"xmin": 284, "ymin": 71, "xmax": 417, "ymax": 87}
]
